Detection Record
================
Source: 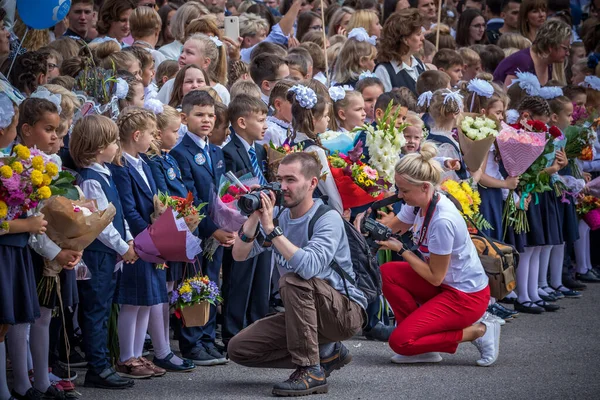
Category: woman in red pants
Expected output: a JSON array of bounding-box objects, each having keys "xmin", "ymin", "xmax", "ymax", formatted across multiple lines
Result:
[{"xmin": 372, "ymin": 143, "xmax": 501, "ymax": 366}]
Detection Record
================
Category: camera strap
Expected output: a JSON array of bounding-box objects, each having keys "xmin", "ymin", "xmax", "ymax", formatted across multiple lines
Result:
[{"xmin": 417, "ymin": 193, "xmax": 441, "ymax": 246}]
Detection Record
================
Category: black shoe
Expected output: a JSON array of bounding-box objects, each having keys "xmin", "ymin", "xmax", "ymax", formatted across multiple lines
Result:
[
  {"xmin": 182, "ymin": 346, "xmax": 224, "ymax": 366},
  {"xmin": 364, "ymin": 322, "xmax": 394, "ymax": 342},
  {"xmin": 534, "ymin": 300, "xmax": 560, "ymax": 312},
  {"xmin": 563, "ymin": 274, "xmax": 587, "ymax": 290},
  {"xmin": 58, "ymin": 347, "xmax": 87, "ymax": 369},
  {"xmin": 272, "ymin": 367, "xmax": 328, "ymax": 397},
  {"xmin": 320, "ymin": 342, "xmax": 352, "ymax": 377},
  {"xmin": 203, "ymin": 342, "xmax": 228, "ymax": 364},
  {"xmin": 498, "ymin": 296, "xmax": 516, "ymax": 305},
  {"xmin": 11, "ymin": 388, "xmax": 43, "ymax": 400},
  {"xmin": 539, "ymin": 293, "xmax": 557, "ymax": 302},
  {"xmin": 152, "ymin": 353, "xmax": 195, "ymax": 372},
  {"xmin": 576, "ymin": 271, "xmax": 600, "ymax": 282},
  {"xmin": 514, "ymin": 301, "xmax": 545, "ymax": 314},
  {"xmin": 40, "ymin": 385, "xmax": 65, "ymax": 400},
  {"xmin": 84, "ymin": 367, "xmax": 134, "ymax": 390},
  {"xmin": 51, "ymin": 363, "xmax": 78, "ymax": 380}
]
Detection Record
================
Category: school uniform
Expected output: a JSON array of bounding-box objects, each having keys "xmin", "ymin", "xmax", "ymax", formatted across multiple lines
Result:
[
  {"xmin": 78, "ymin": 163, "xmax": 131, "ymax": 374},
  {"xmin": 147, "ymin": 152, "xmax": 190, "ymax": 283},
  {"xmin": 221, "ymin": 132, "xmax": 272, "ymax": 344},
  {"xmin": 426, "ymin": 130, "xmax": 469, "ymax": 181},
  {"xmin": 109, "ymin": 154, "xmax": 167, "ymax": 306},
  {"xmin": 257, "ymin": 116, "xmax": 289, "ymax": 147},
  {"xmin": 478, "ymin": 146, "xmax": 505, "ymax": 241},
  {"xmin": 498, "ymin": 158, "xmax": 527, "ymax": 253},
  {"xmin": 170, "ymin": 132, "xmax": 226, "ymax": 352},
  {"xmin": 374, "ymin": 56, "xmax": 426, "ymax": 94}
]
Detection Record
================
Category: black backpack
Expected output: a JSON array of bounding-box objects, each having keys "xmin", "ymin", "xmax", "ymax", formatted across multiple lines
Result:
[{"xmin": 308, "ymin": 204, "xmax": 381, "ymax": 303}]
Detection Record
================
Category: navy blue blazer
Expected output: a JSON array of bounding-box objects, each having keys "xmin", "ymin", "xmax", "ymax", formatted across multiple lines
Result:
[
  {"xmin": 146, "ymin": 152, "xmax": 188, "ymax": 199},
  {"xmin": 222, "ymin": 132, "xmax": 267, "ymax": 178},
  {"xmin": 170, "ymin": 133, "xmax": 225, "ymax": 239},
  {"xmin": 109, "ymin": 156, "xmax": 158, "ymax": 237}
]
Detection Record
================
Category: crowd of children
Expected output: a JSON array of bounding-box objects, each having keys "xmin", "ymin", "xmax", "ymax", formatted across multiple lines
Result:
[{"xmin": 0, "ymin": 0, "xmax": 600, "ymax": 398}]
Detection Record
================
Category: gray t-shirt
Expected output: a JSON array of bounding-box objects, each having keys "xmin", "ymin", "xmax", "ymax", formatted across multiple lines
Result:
[{"xmin": 247, "ymin": 200, "xmax": 368, "ymax": 309}]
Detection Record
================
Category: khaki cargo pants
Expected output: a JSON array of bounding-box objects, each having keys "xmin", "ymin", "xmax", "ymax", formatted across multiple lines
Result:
[{"xmin": 228, "ymin": 273, "xmax": 365, "ymax": 368}]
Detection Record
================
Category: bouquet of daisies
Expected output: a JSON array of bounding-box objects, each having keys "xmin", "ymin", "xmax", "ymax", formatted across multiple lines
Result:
[{"xmin": 456, "ymin": 113, "xmax": 499, "ymax": 172}]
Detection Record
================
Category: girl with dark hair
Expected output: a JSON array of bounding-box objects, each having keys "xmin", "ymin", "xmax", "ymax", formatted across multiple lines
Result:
[
  {"xmin": 456, "ymin": 9, "xmax": 487, "ymax": 48},
  {"xmin": 94, "ymin": 0, "xmax": 136, "ymax": 46},
  {"xmin": 157, "ymin": 3, "xmax": 179, "ymax": 47},
  {"xmin": 296, "ymin": 11, "xmax": 322, "ymax": 42},
  {"xmin": 8, "ymin": 52, "xmax": 48, "ymax": 96}
]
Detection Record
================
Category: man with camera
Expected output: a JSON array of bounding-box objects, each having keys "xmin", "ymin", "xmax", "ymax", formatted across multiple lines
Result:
[{"xmin": 229, "ymin": 152, "xmax": 367, "ymax": 397}]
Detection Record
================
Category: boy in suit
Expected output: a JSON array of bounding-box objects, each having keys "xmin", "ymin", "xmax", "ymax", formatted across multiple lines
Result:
[
  {"xmin": 221, "ymin": 95, "xmax": 273, "ymax": 346},
  {"xmin": 170, "ymin": 90, "xmax": 234, "ymax": 366}
]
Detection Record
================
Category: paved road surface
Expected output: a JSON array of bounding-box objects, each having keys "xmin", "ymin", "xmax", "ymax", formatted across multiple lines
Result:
[{"xmin": 78, "ymin": 286, "xmax": 600, "ymax": 400}]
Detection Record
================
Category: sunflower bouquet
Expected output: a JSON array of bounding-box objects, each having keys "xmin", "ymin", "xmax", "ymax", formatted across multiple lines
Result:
[{"xmin": 440, "ymin": 179, "xmax": 492, "ymax": 232}]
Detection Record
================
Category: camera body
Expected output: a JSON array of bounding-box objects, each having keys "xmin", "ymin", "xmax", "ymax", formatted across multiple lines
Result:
[
  {"xmin": 237, "ymin": 182, "xmax": 283, "ymax": 216},
  {"xmin": 361, "ymin": 217, "xmax": 393, "ymax": 248}
]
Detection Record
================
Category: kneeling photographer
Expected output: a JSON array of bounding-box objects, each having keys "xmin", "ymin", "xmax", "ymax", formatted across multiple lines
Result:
[
  {"xmin": 355, "ymin": 143, "xmax": 501, "ymax": 367},
  {"xmin": 229, "ymin": 152, "xmax": 366, "ymax": 397}
]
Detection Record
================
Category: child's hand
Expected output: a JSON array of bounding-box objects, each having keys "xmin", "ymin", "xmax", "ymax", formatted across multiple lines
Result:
[
  {"xmin": 27, "ymin": 215, "xmax": 47, "ymax": 235},
  {"xmin": 518, "ymin": 195, "xmax": 532, "ymax": 211},
  {"xmin": 55, "ymin": 249, "xmax": 83, "ymax": 269},
  {"xmin": 444, "ymin": 159, "xmax": 461, "ymax": 171},
  {"xmin": 504, "ymin": 176, "xmax": 519, "ymax": 190},
  {"xmin": 212, "ymin": 229, "xmax": 236, "ymax": 247},
  {"xmin": 123, "ymin": 242, "xmax": 138, "ymax": 264},
  {"xmin": 555, "ymin": 149, "xmax": 568, "ymax": 169},
  {"xmin": 342, "ymin": 209, "xmax": 351, "ymax": 222},
  {"xmin": 287, "ymin": 35, "xmax": 299, "ymax": 48},
  {"xmin": 583, "ymin": 172, "xmax": 592, "ymax": 183},
  {"xmin": 469, "ymin": 168, "xmax": 483, "ymax": 183}
]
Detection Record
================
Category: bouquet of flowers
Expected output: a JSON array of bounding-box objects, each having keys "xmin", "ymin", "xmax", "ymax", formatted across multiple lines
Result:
[
  {"xmin": 203, "ymin": 172, "xmax": 259, "ymax": 259},
  {"xmin": 0, "ymin": 145, "xmax": 60, "ymax": 232},
  {"xmin": 319, "ymin": 130, "xmax": 358, "ymax": 154},
  {"xmin": 263, "ymin": 141, "xmax": 303, "ymax": 182},
  {"xmin": 328, "ymin": 141, "xmax": 385, "ymax": 209},
  {"xmin": 152, "ymin": 192, "xmax": 206, "ymax": 233},
  {"xmin": 171, "ymin": 274, "xmax": 222, "ymax": 327},
  {"xmin": 355, "ymin": 101, "xmax": 407, "ymax": 186},
  {"xmin": 496, "ymin": 121, "xmax": 549, "ymax": 236},
  {"xmin": 576, "ymin": 195, "xmax": 600, "ymax": 230},
  {"xmin": 564, "ymin": 125, "xmax": 596, "ymax": 178},
  {"xmin": 456, "ymin": 113, "xmax": 499, "ymax": 172},
  {"xmin": 38, "ymin": 196, "xmax": 116, "ymax": 302},
  {"xmin": 440, "ymin": 179, "xmax": 491, "ymax": 232},
  {"xmin": 587, "ymin": 175, "xmax": 600, "ymax": 197}
]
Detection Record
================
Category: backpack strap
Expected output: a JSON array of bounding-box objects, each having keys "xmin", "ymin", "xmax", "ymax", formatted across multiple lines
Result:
[{"xmin": 308, "ymin": 204, "xmax": 355, "ymax": 297}]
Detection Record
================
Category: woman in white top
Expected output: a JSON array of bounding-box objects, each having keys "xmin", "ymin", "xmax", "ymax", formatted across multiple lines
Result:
[
  {"xmin": 369, "ymin": 143, "xmax": 500, "ymax": 366},
  {"xmin": 157, "ymin": 2, "xmax": 208, "ymax": 60}
]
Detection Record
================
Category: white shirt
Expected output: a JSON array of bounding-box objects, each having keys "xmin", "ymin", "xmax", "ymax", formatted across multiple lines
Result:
[
  {"xmin": 374, "ymin": 57, "xmax": 421, "ymax": 92},
  {"xmin": 157, "ymin": 78, "xmax": 230, "ymax": 106},
  {"xmin": 314, "ymin": 72, "xmax": 328, "ymax": 85},
  {"xmin": 123, "ymin": 152, "xmax": 151, "ymax": 191},
  {"xmin": 258, "ymin": 116, "xmax": 289, "ymax": 147},
  {"xmin": 158, "ymin": 40, "xmax": 183, "ymax": 61},
  {"xmin": 260, "ymin": 92, "xmax": 270, "ymax": 106},
  {"xmin": 397, "ymin": 195, "xmax": 489, "ymax": 293},
  {"xmin": 187, "ymin": 131, "xmax": 209, "ymax": 150},
  {"xmin": 426, "ymin": 130, "xmax": 462, "ymax": 182},
  {"xmin": 294, "ymin": 131, "xmax": 343, "ymax": 214},
  {"xmin": 79, "ymin": 163, "xmax": 133, "ymax": 256}
]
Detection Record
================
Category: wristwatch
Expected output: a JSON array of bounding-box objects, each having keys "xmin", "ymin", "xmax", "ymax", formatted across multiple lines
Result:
[
  {"xmin": 265, "ymin": 226, "xmax": 283, "ymax": 242},
  {"xmin": 396, "ymin": 245, "xmax": 407, "ymax": 258}
]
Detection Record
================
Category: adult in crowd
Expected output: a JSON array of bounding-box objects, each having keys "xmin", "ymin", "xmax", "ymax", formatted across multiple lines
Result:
[
  {"xmin": 375, "ymin": 8, "xmax": 426, "ymax": 94},
  {"xmin": 368, "ymin": 143, "xmax": 500, "ymax": 366},
  {"xmin": 64, "ymin": 0, "xmax": 95, "ymax": 42},
  {"xmin": 410, "ymin": 0, "xmax": 437, "ymax": 31},
  {"xmin": 383, "ymin": 0, "xmax": 410, "ymax": 23},
  {"xmin": 229, "ymin": 153, "xmax": 366, "ymax": 397},
  {"xmin": 518, "ymin": 0, "xmax": 547, "ymax": 42},
  {"xmin": 486, "ymin": 0, "xmax": 521, "ymax": 44},
  {"xmin": 130, "ymin": 5, "xmax": 166, "ymax": 73},
  {"xmin": 93, "ymin": 0, "xmax": 136, "ymax": 47},
  {"xmin": 456, "ymin": 8, "xmax": 487, "ymax": 47},
  {"xmin": 158, "ymin": 1, "xmax": 208, "ymax": 60},
  {"xmin": 157, "ymin": 3, "xmax": 179, "ymax": 48},
  {"xmin": 494, "ymin": 19, "xmax": 571, "ymax": 87}
]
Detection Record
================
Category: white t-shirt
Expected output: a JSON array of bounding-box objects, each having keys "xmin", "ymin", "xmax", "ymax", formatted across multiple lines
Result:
[
  {"xmin": 157, "ymin": 78, "xmax": 230, "ymax": 105},
  {"xmin": 397, "ymin": 195, "xmax": 488, "ymax": 293}
]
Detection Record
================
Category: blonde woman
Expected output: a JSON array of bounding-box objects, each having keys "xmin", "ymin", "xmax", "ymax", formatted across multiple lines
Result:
[
  {"xmin": 347, "ymin": 9, "xmax": 382, "ymax": 38},
  {"xmin": 327, "ymin": 6, "xmax": 354, "ymax": 37}
]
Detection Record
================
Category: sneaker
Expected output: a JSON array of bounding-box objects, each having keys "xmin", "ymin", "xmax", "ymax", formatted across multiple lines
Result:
[
  {"xmin": 563, "ymin": 274, "xmax": 587, "ymax": 290},
  {"xmin": 487, "ymin": 305, "xmax": 512, "ymax": 321},
  {"xmin": 364, "ymin": 322, "xmax": 394, "ymax": 342},
  {"xmin": 552, "ymin": 285, "xmax": 582, "ymax": 299},
  {"xmin": 58, "ymin": 347, "xmax": 87, "ymax": 369},
  {"xmin": 320, "ymin": 342, "xmax": 352, "ymax": 377},
  {"xmin": 11, "ymin": 388, "xmax": 43, "ymax": 400},
  {"xmin": 576, "ymin": 271, "xmax": 600, "ymax": 282},
  {"xmin": 139, "ymin": 357, "xmax": 166, "ymax": 377},
  {"xmin": 182, "ymin": 346, "xmax": 224, "ymax": 367},
  {"xmin": 115, "ymin": 358, "xmax": 154, "ymax": 379},
  {"xmin": 483, "ymin": 311, "xmax": 506, "ymax": 326},
  {"xmin": 84, "ymin": 367, "xmax": 134, "ymax": 389},
  {"xmin": 51, "ymin": 379, "xmax": 75, "ymax": 392},
  {"xmin": 50, "ymin": 364, "xmax": 78, "ymax": 381},
  {"xmin": 272, "ymin": 366, "xmax": 328, "ymax": 397},
  {"xmin": 551, "ymin": 290, "xmax": 565, "ymax": 300},
  {"xmin": 203, "ymin": 343, "xmax": 228, "ymax": 365},
  {"xmin": 472, "ymin": 318, "xmax": 500, "ymax": 367},
  {"xmin": 493, "ymin": 303, "xmax": 519, "ymax": 317},
  {"xmin": 390, "ymin": 352, "xmax": 443, "ymax": 364}
]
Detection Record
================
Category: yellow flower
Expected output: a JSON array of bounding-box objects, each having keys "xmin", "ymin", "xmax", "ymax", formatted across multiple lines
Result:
[
  {"xmin": 37, "ymin": 186, "xmax": 51, "ymax": 199},
  {"xmin": 42, "ymin": 174, "xmax": 52, "ymax": 186},
  {"xmin": 10, "ymin": 161, "xmax": 23, "ymax": 174},
  {"xmin": 179, "ymin": 283, "xmax": 192, "ymax": 294},
  {"xmin": 0, "ymin": 165, "xmax": 13, "ymax": 179},
  {"xmin": 45, "ymin": 162, "xmax": 59, "ymax": 177},
  {"xmin": 0, "ymin": 200, "xmax": 7, "ymax": 219},
  {"xmin": 30, "ymin": 170, "xmax": 43, "ymax": 186},
  {"xmin": 364, "ymin": 180, "xmax": 372, "ymax": 187},
  {"xmin": 14, "ymin": 145, "xmax": 30, "ymax": 160},
  {"xmin": 357, "ymin": 175, "xmax": 365, "ymax": 184},
  {"xmin": 32, "ymin": 156, "xmax": 44, "ymax": 171}
]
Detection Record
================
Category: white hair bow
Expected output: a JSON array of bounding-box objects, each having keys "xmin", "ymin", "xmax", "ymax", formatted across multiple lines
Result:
[
  {"xmin": 328, "ymin": 86, "xmax": 346, "ymax": 102},
  {"xmin": 30, "ymin": 86, "xmax": 62, "ymax": 115},
  {"xmin": 348, "ymin": 27, "xmax": 377, "ymax": 46},
  {"xmin": 209, "ymin": 36, "xmax": 223, "ymax": 47},
  {"xmin": 580, "ymin": 75, "xmax": 600, "ymax": 91},
  {"xmin": 417, "ymin": 91, "xmax": 433, "ymax": 108},
  {"xmin": 538, "ymin": 86, "xmax": 563, "ymax": 100},
  {"xmin": 443, "ymin": 90, "xmax": 464, "ymax": 112},
  {"xmin": 509, "ymin": 70, "xmax": 540, "ymax": 96}
]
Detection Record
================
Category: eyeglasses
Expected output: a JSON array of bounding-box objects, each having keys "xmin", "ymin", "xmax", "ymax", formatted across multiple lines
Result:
[{"xmin": 48, "ymin": 63, "xmax": 58, "ymax": 71}]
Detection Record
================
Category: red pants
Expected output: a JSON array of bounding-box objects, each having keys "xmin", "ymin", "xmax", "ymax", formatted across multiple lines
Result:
[{"xmin": 381, "ymin": 262, "xmax": 489, "ymax": 356}]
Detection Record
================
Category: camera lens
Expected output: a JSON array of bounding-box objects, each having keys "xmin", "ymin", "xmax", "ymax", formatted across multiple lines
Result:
[{"xmin": 237, "ymin": 193, "xmax": 262, "ymax": 216}]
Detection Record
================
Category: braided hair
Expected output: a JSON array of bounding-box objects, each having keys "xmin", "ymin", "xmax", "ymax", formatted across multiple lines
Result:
[
  {"xmin": 113, "ymin": 107, "xmax": 157, "ymax": 166},
  {"xmin": 517, "ymin": 95, "xmax": 551, "ymax": 118},
  {"xmin": 9, "ymin": 51, "xmax": 48, "ymax": 95}
]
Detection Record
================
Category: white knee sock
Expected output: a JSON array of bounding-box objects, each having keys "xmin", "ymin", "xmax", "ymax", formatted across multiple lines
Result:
[
  {"xmin": 550, "ymin": 244, "xmax": 566, "ymax": 289},
  {"xmin": 30, "ymin": 307, "xmax": 52, "ymax": 392},
  {"xmin": 148, "ymin": 304, "xmax": 179, "ymax": 362},
  {"xmin": 516, "ymin": 247, "xmax": 534, "ymax": 303},
  {"xmin": 118, "ymin": 305, "xmax": 140, "ymax": 362},
  {"xmin": 574, "ymin": 220, "xmax": 592, "ymax": 274},
  {"xmin": 537, "ymin": 245, "xmax": 552, "ymax": 289},
  {"xmin": 7, "ymin": 324, "xmax": 32, "ymax": 396},
  {"xmin": 528, "ymin": 247, "xmax": 543, "ymax": 303},
  {"xmin": 0, "ymin": 342, "xmax": 11, "ymax": 400},
  {"xmin": 133, "ymin": 307, "xmax": 150, "ymax": 358}
]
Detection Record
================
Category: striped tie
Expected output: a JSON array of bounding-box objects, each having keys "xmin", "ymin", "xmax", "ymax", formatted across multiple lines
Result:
[{"xmin": 248, "ymin": 146, "xmax": 267, "ymax": 185}]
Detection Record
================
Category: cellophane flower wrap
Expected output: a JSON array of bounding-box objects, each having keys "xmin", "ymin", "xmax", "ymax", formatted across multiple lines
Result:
[
  {"xmin": 170, "ymin": 274, "xmax": 222, "ymax": 319},
  {"xmin": 328, "ymin": 141, "xmax": 385, "ymax": 209},
  {"xmin": 263, "ymin": 141, "xmax": 303, "ymax": 182},
  {"xmin": 564, "ymin": 124, "xmax": 597, "ymax": 178},
  {"xmin": 203, "ymin": 172, "xmax": 259, "ymax": 259},
  {"xmin": 320, "ymin": 130, "xmax": 358, "ymax": 154},
  {"xmin": 496, "ymin": 121, "xmax": 549, "ymax": 236},
  {"xmin": 0, "ymin": 145, "xmax": 60, "ymax": 233},
  {"xmin": 354, "ymin": 101, "xmax": 407, "ymax": 187},
  {"xmin": 440, "ymin": 179, "xmax": 491, "ymax": 232},
  {"xmin": 456, "ymin": 113, "xmax": 499, "ymax": 172},
  {"xmin": 576, "ymin": 195, "xmax": 600, "ymax": 230}
]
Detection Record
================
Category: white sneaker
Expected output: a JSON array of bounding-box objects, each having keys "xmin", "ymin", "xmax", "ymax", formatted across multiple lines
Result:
[
  {"xmin": 484, "ymin": 311, "xmax": 506, "ymax": 326},
  {"xmin": 390, "ymin": 352, "xmax": 443, "ymax": 364},
  {"xmin": 472, "ymin": 318, "xmax": 500, "ymax": 367}
]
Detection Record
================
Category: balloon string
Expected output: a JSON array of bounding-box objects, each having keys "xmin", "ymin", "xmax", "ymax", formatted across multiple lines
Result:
[{"xmin": 7, "ymin": 27, "xmax": 28, "ymax": 77}]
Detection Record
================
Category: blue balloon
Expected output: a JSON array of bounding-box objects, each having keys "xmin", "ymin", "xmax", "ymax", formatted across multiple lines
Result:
[{"xmin": 17, "ymin": 0, "xmax": 71, "ymax": 30}]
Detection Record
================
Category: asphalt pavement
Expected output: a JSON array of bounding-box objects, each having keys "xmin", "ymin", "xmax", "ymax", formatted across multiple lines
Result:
[{"xmin": 78, "ymin": 285, "xmax": 600, "ymax": 400}]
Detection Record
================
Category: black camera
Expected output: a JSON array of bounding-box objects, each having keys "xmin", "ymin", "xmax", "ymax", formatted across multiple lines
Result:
[
  {"xmin": 237, "ymin": 182, "xmax": 283, "ymax": 216},
  {"xmin": 362, "ymin": 218, "xmax": 393, "ymax": 244}
]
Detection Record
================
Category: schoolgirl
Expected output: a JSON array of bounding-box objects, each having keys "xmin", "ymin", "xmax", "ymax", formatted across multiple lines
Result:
[
  {"xmin": 329, "ymin": 87, "xmax": 367, "ymax": 133},
  {"xmin": 168, "ymin": 65, "xmax": 210, "ymax": 110},
  {"xmin": 355, "ymin": 75, "xmax": 384, "ymax": 125},
  {"xmin": 117, "ymin": 73, "xmax": 146, "ymax": 111},
  {"xmin": 332, "ymin": 27, "xmax": 378, "ymax": 89}
]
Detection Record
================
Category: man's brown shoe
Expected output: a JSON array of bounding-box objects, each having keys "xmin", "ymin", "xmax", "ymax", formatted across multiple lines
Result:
[{"xmin": 272, "ymin": 366, "xmax": 328, "ymax": 397}]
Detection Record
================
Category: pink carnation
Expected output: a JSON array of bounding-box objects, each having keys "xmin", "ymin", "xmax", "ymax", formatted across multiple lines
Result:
[
  {"xmin": 5, "ymin": 191, "xmax": 26, "ymax": 206},
  {"xmin": 1, "ymin": 174, "xmax": 21, "ymax": 192}
]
